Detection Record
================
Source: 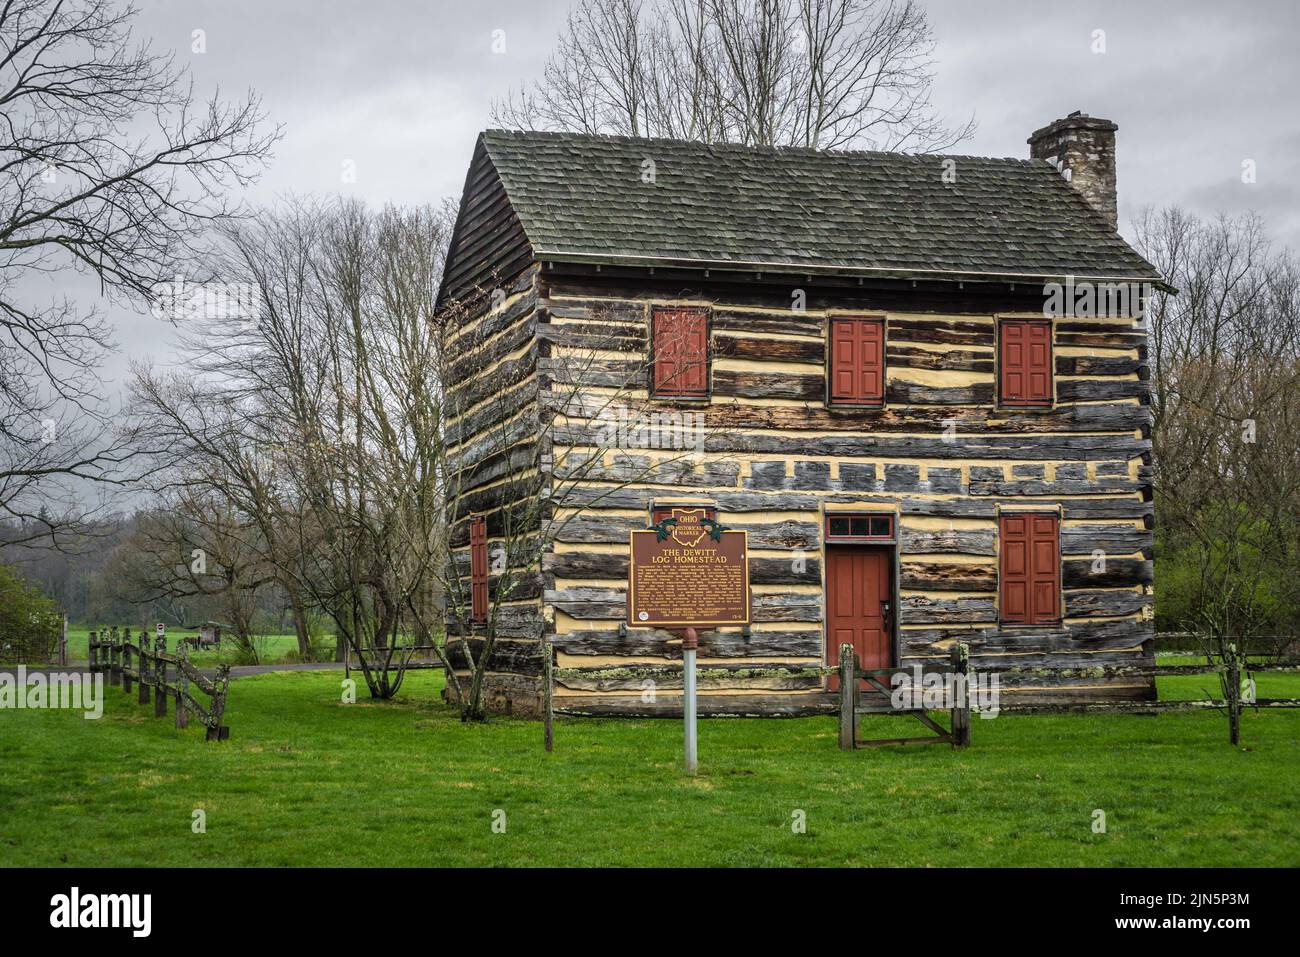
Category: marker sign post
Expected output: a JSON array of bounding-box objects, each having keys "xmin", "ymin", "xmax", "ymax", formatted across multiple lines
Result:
[{"xmin": 627, "ymin": 508, "xmax": 751, "ymax": 774}]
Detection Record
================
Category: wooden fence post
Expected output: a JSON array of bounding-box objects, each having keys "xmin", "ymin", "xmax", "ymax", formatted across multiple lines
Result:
[
  {"xmin": 206, "ymin": 664, "xmax": 230, "ymax": 741},
  {"xmin": 838, "ymin": 643, "xmax": 857, "ymax": 750},
  {"xmin": 175, "ymin": 646, "xmax": 189, "ymax": 730},
  {"xmin": 60, "ymin": 615, "xmax": 68, "ymax": 667},
  {"xmin": 109, "ymin": 626, "xmax": 121, "ymax": 687},
  {"xmin": 1226, "ymin": 643, "xmax": 1241, "ymax": 746},
  {"xmin": 88, "ymin": 630, "xmax": 98, "ymax": 676},
  {"xmin": 951, "ymin": 641, "xmax": 971, "ymax": 748},
  {"xmin": 154, "ymin": 633, "xmax": 167, "ymax": 718},
  {"xmin": 123, "ymin": 632, "xmax": 133, "ymax": 695},
  {"xmin": 543, "ymin": 638, "xmax": 554, "ymax": 753},
  {"xmin": 137, "ymin": 632, "xmax": 151, "ymax": 705}
]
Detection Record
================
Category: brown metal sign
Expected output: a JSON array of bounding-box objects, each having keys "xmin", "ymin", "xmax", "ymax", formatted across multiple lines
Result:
[{"xmin": 627, "ymin": 508, "xmax": 751, "ymax": 628}]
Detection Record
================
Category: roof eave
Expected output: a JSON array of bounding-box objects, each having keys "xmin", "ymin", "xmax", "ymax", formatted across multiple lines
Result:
[{"xmin": 537, "ymin": 250, "xmax": 1173, "ymax": 293}]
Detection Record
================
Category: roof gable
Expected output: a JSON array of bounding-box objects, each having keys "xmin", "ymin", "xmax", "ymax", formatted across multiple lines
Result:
[{"xmin": 436, "ymin": 138, "xmax": 533, "ymax": 311}]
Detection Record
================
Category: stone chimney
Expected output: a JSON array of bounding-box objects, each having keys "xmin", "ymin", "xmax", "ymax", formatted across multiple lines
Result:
[{"xmin": 1028, "ymin": 111, "xmax": 1118, "ymax": 230}]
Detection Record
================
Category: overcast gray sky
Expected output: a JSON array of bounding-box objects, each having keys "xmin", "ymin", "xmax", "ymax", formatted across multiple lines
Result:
[{"xmin": 93, "ymin": 0, "xmax": 1300, "ymax": 391}]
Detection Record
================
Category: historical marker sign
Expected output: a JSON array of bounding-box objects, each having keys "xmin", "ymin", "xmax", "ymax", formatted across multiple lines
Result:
[{"xmin": 627, "ymin": 507, "xmax": 751, "ymax": 628}]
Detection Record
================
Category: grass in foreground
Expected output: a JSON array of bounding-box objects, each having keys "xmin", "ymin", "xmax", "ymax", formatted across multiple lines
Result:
[{"xmin": 1, "ymin": 668, "xmax": 1297, "ymax": 867}]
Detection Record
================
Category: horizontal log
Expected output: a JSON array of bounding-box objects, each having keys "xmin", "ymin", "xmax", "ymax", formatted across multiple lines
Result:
[
  {"xmin": 902, "ymin": 648, "xmax": 1149, "ymax": 672},
  {"xmin": 553, "ymin": 663, "xmax": 825, "ymax": 692},
  {"xmin": 900, "ymin": 562, "xmax": 997, "ymax": 592},
  {"xmin": 969, "ymin": 477, "xmax": 1143, "ymax": 497},
  {"xmin": 887, "ymin": 381, "xmax": 995, "ymax": 406},
  {"xmin": 714, "ymin": 333, "xmax": 823, "ymax": 363},
  {"xmin": 555, "ymin": 692, "xmax": 837, "ymax": 717},
  {"xmin": 885, "ymin": 316, "xmax": 992, "ymax": 346},
  {"xmin": 545, "ymin": 390, "xmax": 1149, "ymax": 435},
  {"xmin": 712, "ymin": 369, "xmax": 823, "ymax": 401},
  {"xmin": 552, "ymin": 422, "xmax": 1150, "ymax": 461},
  {"xmin": 1062, "ymin": 558, "xmax": 1153, "ymax": 588},
  {"xmin": 899, "ymin": 620, "xmax": 1153, "ymax": 655},
  {"xmin": 446, "ymin": 604, "xmax": 543, "ymax": 639},
  {"xmin": 443, "ymin": 637, "xmax": 542, "ymax": 676},
  {"xmin": 543, "ymin": 298, "xmax": 648, "ymax": 325},
  {"xmin": 1055, "ymin": 378, "xmax": 1145, "ymax": 402},
  {"xmin": 888, "ymin": 345, "xmax": 993, "ymax": 373},
  {"xmin": 553, "ymin": 515, "xmax": 819, "ymax": 549},
  {"xmin": 551, "ymin": 627, "xmax": 822, "ymax": 657},
  {"xmin": 557, "ymin": 484, "xmax": 1154, "ymax": 522},
  {"xmin": 899, "ymin": 527, "xmax": 996, "ymax": 556},
  {"xmin": 1063, "ymin": 588, "xmax": 1151, "ymax": 618},
  {"xmin": 1055, "ymin": 354, "xmax": 1140, "ymax": 376},
  {"xmin": 1061, "ymin": 524, "xmax": 1151, "ymax": 556},
  {"xmin": 898, "ymin": 595, "xmax": 996, "ymax": 625}
]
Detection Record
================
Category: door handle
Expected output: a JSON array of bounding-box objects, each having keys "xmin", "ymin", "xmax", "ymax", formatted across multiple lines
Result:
[{"xmin": 880, "ymin": 600, "xmax": 892, "ymax": 620}]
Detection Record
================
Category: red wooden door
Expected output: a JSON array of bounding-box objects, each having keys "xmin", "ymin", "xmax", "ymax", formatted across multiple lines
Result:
[{"xmin": 826, "ymin": 546, "xmax": 892, "ymax": 689}]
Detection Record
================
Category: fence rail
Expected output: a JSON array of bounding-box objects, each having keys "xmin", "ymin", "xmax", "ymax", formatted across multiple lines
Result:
[
  {"xmin": 831, "ymin": 642, "xmax": 1300, "ymax": 749},
  {"xmin": 343, "ymin": 642, "xmax": 444, "ymax": 680},
  {"xmin": 88, "ymin": 627, "xmax": 232, "ymax": 741}
]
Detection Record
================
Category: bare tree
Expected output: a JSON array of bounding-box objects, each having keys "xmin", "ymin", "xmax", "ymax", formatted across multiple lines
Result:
[
  {"xmin": 130, "ymin": 197, "xmax": 456, "ymax": 692},
  {"xmin": 118, "ymin": 495, "xmax": 272, "ymax": 661},
  {"xmin": 492, "ymin": 0, "xmax": 973, "ymax": 151},
  {"xmin": 0, "ymin": 0, "xmax": 278, "ymax": 541},
  {"xmin": 1136, "ymin": 207, "xmax": 1300, "ymax": 653}
]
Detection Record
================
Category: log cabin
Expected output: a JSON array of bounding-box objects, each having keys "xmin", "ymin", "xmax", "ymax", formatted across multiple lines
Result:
[{"xmin": 437, "ymin": 111, "xmax": 1165, "ymax": 717}]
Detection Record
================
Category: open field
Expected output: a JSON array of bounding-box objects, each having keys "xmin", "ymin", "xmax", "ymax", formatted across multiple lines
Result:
[
  {"xmin": 1, "ymin": 664, "xmax": 1297, "ymax": 867},
  {"xmin": 56, "ymin": 627, "xmax": 335, "ymax": 668}
]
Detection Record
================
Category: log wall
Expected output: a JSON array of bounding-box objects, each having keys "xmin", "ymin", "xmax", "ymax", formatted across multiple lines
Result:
[
  {"xmin": 534, "ymin": 271, "xmax": 1156, "ymax": 716},
  {"xmin": 443, "ymin": 264, "xmax": 547, "ymax": 715}
]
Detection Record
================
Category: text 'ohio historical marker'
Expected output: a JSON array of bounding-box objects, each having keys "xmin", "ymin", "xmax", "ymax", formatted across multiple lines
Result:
[{"xmin": 627, "ymin": 508, "xmax": 751, "ymax": 628}]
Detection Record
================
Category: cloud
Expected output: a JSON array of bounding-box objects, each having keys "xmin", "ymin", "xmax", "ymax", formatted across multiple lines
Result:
[{"xmin": 70, "ymin": 0, "xmax": 1300, "ymax": 396}]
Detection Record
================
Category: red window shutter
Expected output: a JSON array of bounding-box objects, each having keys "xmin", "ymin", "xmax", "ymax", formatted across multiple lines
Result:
[
  {"xmin": 1000, "ymin": 513, "xmax": 1060, "ymax": 625},
  {"xmin": 1027, "ymin": 514, "xmax": 1061, "ymax": 624},
  {"xmin": 1000, "ymin": 320, "xmax": 1052, "ymax": 405},
  {"xmin": 829, "ymin": 317, "xmax": 884, "ymax": 404},
  {"xmin": 470, "ymin": 516, "xmax": 488, "ymax": 623},
  {"xmin": 1000, "ymin": 514, "xmax": 1031, "ymax": 624},
  {"xmin": 652, "ymin": 308, "xmax": 709, "ymax": 396}
]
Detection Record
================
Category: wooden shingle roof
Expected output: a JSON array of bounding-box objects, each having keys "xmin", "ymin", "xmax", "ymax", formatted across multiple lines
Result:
[{"xmin": 475, "ymin": 129, "xmax": 1162, "ymax": 286}]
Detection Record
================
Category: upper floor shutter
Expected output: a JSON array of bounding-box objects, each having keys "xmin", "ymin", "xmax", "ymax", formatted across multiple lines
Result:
[
  {"xmin": 1000, "ymin": 320, "xmax": 1053, "ymax": 405},
  {"xmin": 652, "ymin": 308, "xmax": 709, "ymax": 397},
  {"xmin": 829, "ymin": 317, "xmax": 885, "ymax": 405}
]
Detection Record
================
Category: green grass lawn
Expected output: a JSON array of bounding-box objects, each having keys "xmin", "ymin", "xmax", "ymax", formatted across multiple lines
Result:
[{"xmin": 1, "ymin": 665, "xmax": 1297, "ymax": 867}]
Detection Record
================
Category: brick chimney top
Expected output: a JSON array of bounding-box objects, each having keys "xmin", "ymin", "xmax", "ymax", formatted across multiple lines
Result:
[{"xmin": 1028, "ymin": 112, "xmax": 1119, "ymax": 230}]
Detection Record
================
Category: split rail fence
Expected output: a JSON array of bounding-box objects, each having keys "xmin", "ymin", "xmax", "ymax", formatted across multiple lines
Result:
[
  {"xmin": 837, "ymin": 642, "xmax": 1300, "ymax": 748},
  {"xmin": 87, "ymin": 627, "xmax": 232, "ymax": 741}
]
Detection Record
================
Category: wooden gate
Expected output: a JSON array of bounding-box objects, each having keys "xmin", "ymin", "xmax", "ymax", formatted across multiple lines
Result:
[{"xmin": 837, "ymin": 642, "xmax": 972, "ymax": 749}]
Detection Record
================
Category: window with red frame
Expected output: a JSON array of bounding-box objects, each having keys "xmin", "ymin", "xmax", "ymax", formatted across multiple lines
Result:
[
  {"xmin": 999, "ymin": 512, "xmax": 1061, "ymax": 625},
  {"xmin": 651, "ymin": 307, "xmax": 709, "ymax": 397},
  {"xmin": 999, "ymin": 319, "xmax": 1053, "ymax": 406},
  {"xmin": 828, "ymin": 316, "xmax": 885, "ymax": 406},
  {"xmin": 825, "ymin": 513, "xmax": 894, "ymax": 540},
  {"xmin": 469, "ymin": 515, "xmax": 488, "ymax": 623}
]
